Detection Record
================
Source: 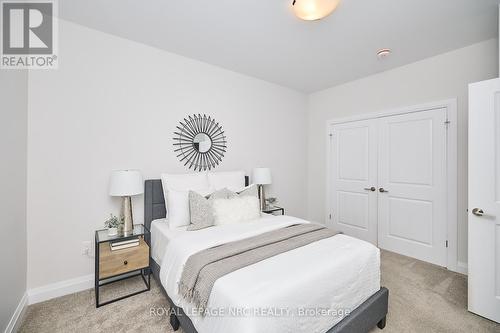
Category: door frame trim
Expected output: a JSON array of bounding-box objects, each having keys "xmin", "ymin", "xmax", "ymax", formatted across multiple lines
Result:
[{"xmin": 325, "ymin": 98, "xmax": 458, "ymax": 273}]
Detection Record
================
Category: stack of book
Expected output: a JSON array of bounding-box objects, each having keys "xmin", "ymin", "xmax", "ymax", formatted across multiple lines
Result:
[{"xmin": 110, "ymin": 237, "xmax": 139, "ymax": 251}]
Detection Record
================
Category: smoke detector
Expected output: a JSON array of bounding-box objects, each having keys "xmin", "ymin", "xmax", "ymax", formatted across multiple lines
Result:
[{"xmin": 377, "ymin": 49, "xmax": 391, "ymax": 59}]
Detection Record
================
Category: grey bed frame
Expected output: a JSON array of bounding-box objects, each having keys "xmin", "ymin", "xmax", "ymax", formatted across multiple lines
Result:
[{"xmin": 144, "ymin": 178, "xmax": 388, "ymax": 333}]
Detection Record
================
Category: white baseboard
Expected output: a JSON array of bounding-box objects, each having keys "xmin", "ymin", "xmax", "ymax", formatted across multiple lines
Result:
[
  {"xmin": 456, "ymin": 261, "xmax": 468, "ymax": 275},
  {"xmin": 27, "ymin": 274, "xmax": 94, "ymax": 305},
  {"xmin": 4, "ymin": 292, "xmax": 28, "ymax": 333}
]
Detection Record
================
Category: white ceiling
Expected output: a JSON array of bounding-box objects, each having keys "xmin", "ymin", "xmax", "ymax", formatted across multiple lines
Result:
[{"xmin": 59, "ymin": 0, "xmax": 500, "ymax": 92}]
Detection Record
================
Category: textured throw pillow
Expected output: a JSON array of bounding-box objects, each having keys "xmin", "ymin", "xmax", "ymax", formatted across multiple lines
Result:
[
  {"xmin": 186, "ymin": 185, "xmax": 259, "ymax": 230},
  {"xmin": 167, "ymin": 187, "xmax": 213, "ymax": 229},
  {"xmin": 212, "ymin": 196, "xmax": 261, "ymax": 226},
  {"xmin": 187, "ymin": 188, "xmax": 234, "ymax": 231}
]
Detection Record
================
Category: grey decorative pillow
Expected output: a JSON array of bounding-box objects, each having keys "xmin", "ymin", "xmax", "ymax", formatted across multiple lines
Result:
[
  {"xmin": 187, "ymin": 185, "xmax": 259, "ymax": 231},
  {"xmin": 187, "ymin": 191, "xmax": 213, "ymax": 231},
  {"xmin": 237, "ymin": 184, "xmax": 258, "ymax": 197},
  {"xmin": 211, "ymin": 188, "xmax": 237, "ymax": 200}
]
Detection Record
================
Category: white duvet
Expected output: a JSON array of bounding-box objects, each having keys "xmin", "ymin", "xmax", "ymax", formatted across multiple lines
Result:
[{"xmin": 159, "ymin": 215, "xmax": 380, "ymax": 333}]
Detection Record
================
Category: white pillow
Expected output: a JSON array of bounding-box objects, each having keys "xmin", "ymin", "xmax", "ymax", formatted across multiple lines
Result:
[
  {"xmin": 208, "ymin": 170, "xmax": 245, "ymax": 191},
  {"xmin": 167, "ymin": 187, "xmax": 213, "ymax": 228},
  {"xmin": 161, "ymin": 172, "xmax": 209, "ymax": 191},
  {"xmin": 161, "ymin": 172, "xmax": 210, "ymax": 215},
  {"xmin": 212, "ymin": 196, "xmax": 261, "ymax": 226}
]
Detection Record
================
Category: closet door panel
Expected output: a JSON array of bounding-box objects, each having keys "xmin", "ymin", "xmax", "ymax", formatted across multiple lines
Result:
[
  {"xmin": 377, "ymin": 109, "xmax": 447, "ymax": 266},
  {"xmin": 330, "ymin": 120, "xmax": 378, "ymax": 245}
]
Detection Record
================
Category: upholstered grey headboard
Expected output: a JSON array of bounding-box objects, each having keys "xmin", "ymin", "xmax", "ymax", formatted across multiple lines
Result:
[{"xmin": 144, "ymin": 176, "xmax": 249, "ymax": 231}]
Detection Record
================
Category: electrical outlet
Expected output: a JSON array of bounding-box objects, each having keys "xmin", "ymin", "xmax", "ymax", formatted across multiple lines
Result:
[{"xmin": 82, "ymin": 241, "xmax": 91, "ymax": 256}]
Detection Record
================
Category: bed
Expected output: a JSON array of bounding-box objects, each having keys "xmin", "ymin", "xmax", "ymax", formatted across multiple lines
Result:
[{"xmin": 145, "ymin": 177, "xmax": 388, "ymax": 333}]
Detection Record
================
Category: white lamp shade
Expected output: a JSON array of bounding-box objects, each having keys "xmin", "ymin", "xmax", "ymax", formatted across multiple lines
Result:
[
  {"xmin": 109, "ymin": 170, "xmax": 144, "ymax": 196},
  {"xmin": 292, "ymin": 0, "xmax": 341, "ymax": 21},
  {"xmin": 252, "ymin": 168, "xmax": 272, "ymax": 185}
]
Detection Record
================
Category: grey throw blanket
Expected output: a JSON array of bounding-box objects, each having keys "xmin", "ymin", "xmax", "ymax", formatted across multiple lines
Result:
[{"xmin": 179, "ymin": 223, "xmax": 338, "ymax": 310}]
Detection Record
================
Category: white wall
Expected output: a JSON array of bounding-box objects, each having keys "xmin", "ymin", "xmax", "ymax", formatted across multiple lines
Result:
[
  {"xmin": 27, "ymin": 20, "xmax": 308, "ymax": 289},
  {"xmin": 307, "ymin": 39, "xmax": 499, "ymax": 266},
  {"xmin": 0, "ymin": 71, "xmax": 28, "ymax": 330}
]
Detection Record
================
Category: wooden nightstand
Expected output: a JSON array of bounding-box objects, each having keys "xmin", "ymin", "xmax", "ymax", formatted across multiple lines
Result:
[{"xmin": 94, "ymin": 224, "xmax": 151, "ymax": 307}]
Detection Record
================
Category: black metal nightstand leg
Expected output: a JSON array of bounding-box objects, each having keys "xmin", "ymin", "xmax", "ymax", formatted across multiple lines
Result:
[
  {"xmin": 94, "ymin": 236, "xmax": 99, "ymax": 308},
  {"xmin": 148, "ymin": 270, "xmax": 151, "ymax": 290}
]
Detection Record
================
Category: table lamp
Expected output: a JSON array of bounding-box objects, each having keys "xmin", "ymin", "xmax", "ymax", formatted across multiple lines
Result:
[
  {"xmin": 109, "ymin": 170, "xmax": 143, "ymax": 235},
  {"xmin": 252, "ymin": 168, "xmax": 272, "ymax": 210}
]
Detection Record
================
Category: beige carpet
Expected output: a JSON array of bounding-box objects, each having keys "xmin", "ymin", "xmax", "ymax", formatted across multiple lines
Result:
[{"xmin": 19, "ymin": 251, "xmax": 500, "ymax": 333}]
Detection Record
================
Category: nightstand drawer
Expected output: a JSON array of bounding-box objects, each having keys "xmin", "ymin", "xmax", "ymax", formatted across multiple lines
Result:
[{"xmin": 99, "ymin": 237, "xmax": 149, "ymax": 279}]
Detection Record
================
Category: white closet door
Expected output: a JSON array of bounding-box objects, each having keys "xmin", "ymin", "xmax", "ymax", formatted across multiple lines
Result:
[
  {"xmin": 377, "ymin": 109, "xmax": 447, "ymax": 266},
  {"xmin": 468, "ymin": 78, "xmax": 500, "ymax": 323},
  {"xmin": 330, "ymin": 120, "xmax": 378, "ymax": 244}
]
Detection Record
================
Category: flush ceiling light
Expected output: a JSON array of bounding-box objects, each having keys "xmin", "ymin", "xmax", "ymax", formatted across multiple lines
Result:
[{"xmin": 292, "ymin": 0, "xmax": 341, "ymax": 21}]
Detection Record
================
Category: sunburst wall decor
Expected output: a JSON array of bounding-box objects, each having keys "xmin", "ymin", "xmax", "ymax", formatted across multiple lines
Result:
[{"xmin": 173, "ymin": 114, "xmax": 227, "ymax": 171}]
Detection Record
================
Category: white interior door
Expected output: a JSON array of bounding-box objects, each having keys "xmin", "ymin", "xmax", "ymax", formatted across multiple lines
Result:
[
  {"xmin": 377, "ymin": 109, "xmax": 448, "ymax": 267},
  {"xmin": 468, "ymin": 78, "xmax": 500, "ymax": 323},
  {"xmin": 330, "ymin": 120, "xmax": 378, "ymax": 244}
]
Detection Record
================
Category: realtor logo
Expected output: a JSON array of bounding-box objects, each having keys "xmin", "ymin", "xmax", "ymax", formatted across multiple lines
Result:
[{"xmin": 1, "ymin": 0, "xmax": 58, "ymax": 69}]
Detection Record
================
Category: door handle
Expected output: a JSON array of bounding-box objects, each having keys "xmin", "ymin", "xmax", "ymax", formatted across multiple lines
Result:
[
  {"xmin": 472, "ymin": 208, "xmax": 484, "ymax": 216},
  {"xmin": 379, "ymin": 188, "xmax": 389, "ymax": 193},
  {"xmin": 364, "ymin": 187, "xmax": 376, "ymax": 192}
]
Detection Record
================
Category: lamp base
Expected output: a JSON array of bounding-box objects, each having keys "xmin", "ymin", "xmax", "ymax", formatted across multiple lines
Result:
[
  {"xmin": 121, "ymin": 196, "xmax": 134, "ymax": 236},
  {"xmin": 258, "ymin": 185, "xmax": 266, "ymax": 211}
]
